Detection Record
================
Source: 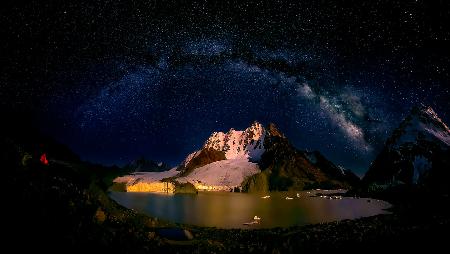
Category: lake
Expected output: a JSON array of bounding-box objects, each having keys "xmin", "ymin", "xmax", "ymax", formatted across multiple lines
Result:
[{"xmin": 109, "ymin": 190, "xmax": 391, "ymax": 229}]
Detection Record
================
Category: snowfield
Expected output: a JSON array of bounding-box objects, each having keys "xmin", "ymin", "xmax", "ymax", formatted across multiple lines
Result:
[{"xmin": 176, "ymin": 157, "xmax": 260, "ymax": 187}]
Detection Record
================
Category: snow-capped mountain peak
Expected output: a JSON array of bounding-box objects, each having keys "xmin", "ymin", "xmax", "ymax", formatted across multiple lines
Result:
[{"xmin": 203, "ymin": 121, "xmax": 266, "ymax": 160}]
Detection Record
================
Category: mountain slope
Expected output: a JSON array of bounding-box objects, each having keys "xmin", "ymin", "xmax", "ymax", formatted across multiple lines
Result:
[
  {"xmin": 178, "ymin": 148, "xmax": 227, "ymax": 176},
  {"xmin": 254, "ymin": 123, "xmax": 355, "ymax": 191},
  {"xmin": 303, "ymin": 151, "xmax": 361, "ymax": 187},
  {"xmin": 363, "ymin": 105, "xmax": 450, "ymax": 192}
]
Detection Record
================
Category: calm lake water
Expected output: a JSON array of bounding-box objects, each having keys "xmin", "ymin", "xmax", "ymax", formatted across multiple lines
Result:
[{"xmin": 109, "ymin": 190, "xmax": 391, "ymax": 229}]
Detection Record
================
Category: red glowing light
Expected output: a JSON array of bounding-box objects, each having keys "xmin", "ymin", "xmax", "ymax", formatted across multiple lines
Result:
[{"xmin": 40, "ymin": 153, "xmax": 49, "ymax": 165}]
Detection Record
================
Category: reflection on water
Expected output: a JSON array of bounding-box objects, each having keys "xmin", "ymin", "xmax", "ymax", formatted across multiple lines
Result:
[{"xmin": 109, "ymin": 191, "xmax": 391, "ymax": 229}]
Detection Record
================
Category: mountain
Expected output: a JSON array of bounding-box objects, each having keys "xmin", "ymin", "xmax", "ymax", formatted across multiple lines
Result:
[
  {"xmin": 175, "ymin": 122, "xmax": 357, "ymax": 192},
  {"xmin": 248, "ymin": 123, "xmax": 357, "ymax": 191},
  {"xmin": 363, "ymin": 105, "xmax": 450, "ymax": 192},
  {"xmin": 125, "ymin": 157, "xmax": 170, "ymax": 172},
  {"xmin": 119, "ymin": 121, "xmax": 358, "ymax": 192}
]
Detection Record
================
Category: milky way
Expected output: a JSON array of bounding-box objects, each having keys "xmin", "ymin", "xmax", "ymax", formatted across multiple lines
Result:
[
  {"xmin": 1, "ymin": 0, "xmax": 449, "ymax": 175},
  {"xmin": 58, "ymin": 37, "xmax": 422, "ymax": 172}
]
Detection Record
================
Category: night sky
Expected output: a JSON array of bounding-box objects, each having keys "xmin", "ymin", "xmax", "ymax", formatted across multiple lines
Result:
[{"xmin": 1, "ymin": 0, "xmax": 449, "ymax": 176}]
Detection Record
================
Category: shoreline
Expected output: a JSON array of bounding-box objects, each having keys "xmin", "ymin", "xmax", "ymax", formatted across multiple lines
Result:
[{"xmin": 136, "ymin": 209, "xmax": 450, "ymax": 253}]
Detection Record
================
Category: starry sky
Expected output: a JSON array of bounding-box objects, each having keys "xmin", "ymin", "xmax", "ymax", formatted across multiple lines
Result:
[{"xmin": 1, "ymin": 0, "xmax": 449, "ymax": 176}]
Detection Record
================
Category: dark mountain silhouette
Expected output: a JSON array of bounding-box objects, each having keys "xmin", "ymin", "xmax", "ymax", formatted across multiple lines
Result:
[{"xmin": 363, "ymin": 105, "xmax": 450, "ymax": 193}]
